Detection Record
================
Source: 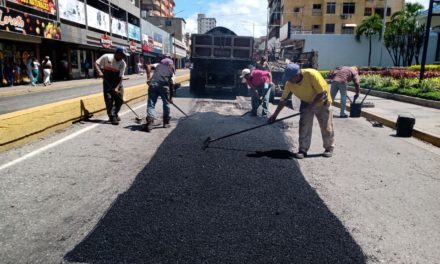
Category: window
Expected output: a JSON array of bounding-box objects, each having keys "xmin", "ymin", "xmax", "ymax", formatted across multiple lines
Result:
[
  {"xmin": 341, "ymin": 26, "xmax": 354, "ymax": 34},
  {"xmin": 364, "ymin": 8, "xmax": 372, "ymax": 16},
  {"xmin": 327, "ymin": 2, "xmax": 336, "ymax": 14},
  {"xmin": 313, "ymin": 4, "xmax": 322, "ymax": 10},
  {"xmin": 293, "ymin": 7, "xmax": 301, "ymax": 13},
  {"xmin": 375, "ymin": 7, "xmax": 391, "ymax": 18},
  {"xmin": 325, "ymin": 24, "xmax": 335, "ymax": 33},
  {"xmin": 342, "ymin": 2, "xmax": 356, "ymax": 14},
  {"xmin": 312, "ymin": 24, "xmax": 320, "ymax": 33}
]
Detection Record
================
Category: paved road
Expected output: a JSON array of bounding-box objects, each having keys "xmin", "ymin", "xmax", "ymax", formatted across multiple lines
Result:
[
  {"xmin": 0, "ymin": 84, "xmax": 439, "ymax": 263},
  {"xmin": 0, "ymin": 71, "xmax": 188, "ymax": 114}
]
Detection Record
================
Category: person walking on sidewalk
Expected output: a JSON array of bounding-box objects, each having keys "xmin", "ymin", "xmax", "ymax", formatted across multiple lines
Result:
[
  {"xmin": 144, "ymin": 57, "xmax": 175, "ymax": 132},
  {"xmin": 268, "ymin": 63, "xmax": 334, "ymax": 159},
  {"xmin": 94, "ymin": 47, "xmax": 128, "ymax": 125},
  {"xmin": 42, "ymin": 56, "xmax": 52, "ymax": 86},
  {"xmin": 241, "ymin": 68, "xmax": 271, "ymax": 117},
  {"xmin": 329, "ymin": 66, "xmax": 361, "ymax": 118},
  {"xmin": 31, "ymin": 57, "xmax": 40, "ymax": 86}
]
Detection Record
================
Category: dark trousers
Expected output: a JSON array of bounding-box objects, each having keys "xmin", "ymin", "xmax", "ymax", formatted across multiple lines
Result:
[{"xmin": 104, "ymin": 89, "xmax": 124, "ymax": 118}]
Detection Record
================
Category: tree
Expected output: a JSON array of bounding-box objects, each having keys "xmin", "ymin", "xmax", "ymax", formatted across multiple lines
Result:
[
  {"xmin": 384, "ymin": 3, "xmax": 425, "ymax": 66},
  {"xmin": 355, "ymin": 14, "xmax": 383, "ymax": 67}
]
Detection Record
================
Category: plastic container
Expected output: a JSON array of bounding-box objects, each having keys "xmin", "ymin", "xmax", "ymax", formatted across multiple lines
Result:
[
  {"xmin": 396, "ymin": 113, "xmax": 416, "ymax": 137},
  {"xmin": 350, "ymin": 103, "xmax": 362, "ymax": 118}
]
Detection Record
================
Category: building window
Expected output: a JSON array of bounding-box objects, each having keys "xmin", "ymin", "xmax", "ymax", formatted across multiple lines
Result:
[
  {"xmin": 364, "ymin": 8, "xmax": 372, "ymax": 16},
  {"xmin": 375, "ymin": 7, "xmax": 391, "ymax": 18},
  {"xmin": 313, "ymin": 4, "xmax": 322, "ymax": 15},
  {"xmin": 293, "ymin": 7, "xmax": 301, "ymax": 13},
  {"xmin": 342, "ymin": 3, "xmax": 356, "ymax": 14},
  {"xmin": 327, "ymin": 2, "xmax": 336, "ymax": 14},
  {"xmin": 325, "ymin": 24, "xmax": 335, "ymax": 33},
  {"xmin": 341, "ymin": 26, "xmax": 354, "ymax": 34},
  {"xmin": 313, "ymin": 4, "xmax": 322, "ymax": 10},
  {"xmin": 312, "ymin": 24, "xmax": 320, "ymax": 33}
]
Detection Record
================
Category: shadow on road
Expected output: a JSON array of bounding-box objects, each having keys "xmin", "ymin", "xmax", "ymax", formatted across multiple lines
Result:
[{"xmin": 64, "ymin": 112, "xmax": 366, "ymax": 263}]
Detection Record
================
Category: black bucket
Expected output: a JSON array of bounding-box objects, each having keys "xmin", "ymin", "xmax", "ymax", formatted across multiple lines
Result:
[
  {"xmin": 350, "ymin": 103, "xmax": 362, "ymax": 118},
  {"xmin": 396, "ymin": 114, "xmax": 415, "ymax": 137}
]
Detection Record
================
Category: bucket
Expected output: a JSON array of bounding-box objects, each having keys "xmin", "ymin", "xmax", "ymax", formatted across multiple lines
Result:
[
  {"xmin": 396, "ymin": 113, "xmax": 415, "ymax": 137},
  {"xmin": 350, "ymin": 103, "xmax": 362, "ymax": 118}
]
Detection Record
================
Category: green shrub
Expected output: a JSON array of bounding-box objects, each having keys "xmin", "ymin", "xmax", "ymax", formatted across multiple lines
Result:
[
  {"xmin": 419, "ymin": 90, "xmax": 440, "ymax": 101},
  {"xmin": 397, "ymin": 78, "xmax": 418, "ymax": 89},
  {"xmin": 319, "ymin": 71, "xmax": 330, "ymax": 79},
  {"xmin": 362, "ymin": 75, "xmax": 383, "ymax": 88},
  {"xmin": 418, "ymin": 77, "xmax": 440, "ymax": 92},
  {"xmin": 407, "ymin": 65, "xmax": 440, "ymax": 71}
]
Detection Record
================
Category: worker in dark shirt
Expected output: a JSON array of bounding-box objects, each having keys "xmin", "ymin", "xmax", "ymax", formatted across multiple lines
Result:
[{"xmin": 145, "ymin": 57, "xmax": 175, "ymax": 132}]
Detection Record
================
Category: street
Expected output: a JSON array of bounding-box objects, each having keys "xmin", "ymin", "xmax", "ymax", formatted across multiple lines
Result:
[{"xmin": 1, "ymin": 84, "xmax": 439, "ymax": 263}]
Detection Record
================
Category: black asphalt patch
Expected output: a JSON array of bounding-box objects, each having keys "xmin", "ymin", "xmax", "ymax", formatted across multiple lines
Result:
[{"xmin": 65, "ymin": 112, "xmax": 366, "ymax": 263}]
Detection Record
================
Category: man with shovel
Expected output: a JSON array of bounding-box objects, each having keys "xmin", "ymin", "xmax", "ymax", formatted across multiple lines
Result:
[
  {"xmin": 241, "ymin": 68, "xmax": 272, "ymax": 117},
  {"xmin": 328, "ymin": 66, "xmax": 361, "ymax": 118},
  {"xmin": 95, "ymin": 47, "xmax": 128, "ymax": 125},
  {"xmin": 268, "ymin": 63, "xmax": 334, "ymax": 159},
  {"xmin": 145, "ymin": 56, "xmax": 175, "ymax": 132}
]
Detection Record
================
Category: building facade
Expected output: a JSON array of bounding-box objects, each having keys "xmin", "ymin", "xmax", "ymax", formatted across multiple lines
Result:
[
  {"xmin": 0, "ymin": 0, "xmax": 143, "ymax": 84},
  {"xmin": 140, "ymin": 0, "xmax": 175, "ymax": 18},
  {"xmin": 269, "ymin": 0, "xmax": 405, "ymax": 37},
  {"xmin": 197, "ymin": 14, "xmax": 216, "ymax": 34}
]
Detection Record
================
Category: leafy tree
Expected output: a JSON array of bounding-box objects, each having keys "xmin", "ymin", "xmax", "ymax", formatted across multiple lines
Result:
[
  {"xmin": 384, "ymin": 3, "xmax": 425, "ymax": 66},
  {"xmin": 355, "ymin": 14, "xmax": 383, "ymax": 67}
]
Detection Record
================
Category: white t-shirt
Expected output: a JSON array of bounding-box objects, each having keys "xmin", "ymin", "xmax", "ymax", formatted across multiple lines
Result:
[{"xmin": 96, "ymin": 54, "xmax": 126, "ymax": 78}]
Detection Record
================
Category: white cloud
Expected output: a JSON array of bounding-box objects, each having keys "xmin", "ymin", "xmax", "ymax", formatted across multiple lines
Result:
[{"xmin": 182, "ymin": 0, "xmax": 267, "ymax": 37}]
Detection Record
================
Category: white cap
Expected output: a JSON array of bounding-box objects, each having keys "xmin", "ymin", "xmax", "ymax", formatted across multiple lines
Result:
[{"xmin": 240, "ymin": 68, "xmax": 251, "ymax": 78}]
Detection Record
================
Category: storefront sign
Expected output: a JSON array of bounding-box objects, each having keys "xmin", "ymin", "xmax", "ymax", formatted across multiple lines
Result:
[
  {"xmin": 153, "ymin": 33, "xmax": 163, "ymax": 54},
  {"xmin": 87, "ymin": 5, "xmax": 110, "ymax": 32},
  {"xmin": 129, "ymin": 41, "xmax": 137, "ymax": 53},
  {"xmin": 100, "ymin": 34, "xmax": 112, "ymax": 48},
  {"xmin": 142, "ymin": 34, "xmax": 153, "ymax": 52},
  {"xmin": 128, "ymin": 23, "xmax": 140, "ymax": 41},
  {"xmin": 111, "ymin": 17, "xmax": 127, "ymax": 37},
  {"xmin": 59, "ymin": 0, "xmax": 85, "ymax": 25},
  {"xmin": 7, "ymin": 0, "xmax": 56, "ymax": 15},
  {"xmin": 0, "ymin": 6, "xmax": 61, "ymax": 39}
]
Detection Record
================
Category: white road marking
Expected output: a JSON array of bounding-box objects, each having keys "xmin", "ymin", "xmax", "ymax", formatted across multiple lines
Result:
[{"xmin": 0, "ymin": 104, "xmax": 144, "ymax": 171}]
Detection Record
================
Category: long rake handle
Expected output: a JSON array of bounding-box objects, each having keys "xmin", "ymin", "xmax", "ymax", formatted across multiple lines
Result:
[
  {"xmin": 171, "ymin": 102, "xmax": 188, "ymax": 117},
  {"xmin": 103, "ymin": 78, "xmax": 141, "ymax": 119},
  {"xmin": 208, "ymin": 112, "xmax": 301, "ymax": 144}
]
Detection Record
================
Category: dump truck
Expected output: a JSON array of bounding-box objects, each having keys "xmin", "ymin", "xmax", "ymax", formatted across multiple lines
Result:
[{"xmin": 190, "ymin": 27, "xmax": 254, "ymax": 95}]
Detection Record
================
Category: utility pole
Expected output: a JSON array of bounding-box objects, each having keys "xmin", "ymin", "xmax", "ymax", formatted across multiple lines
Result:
[
  {"xmin": 379, "ymin": 0, "xmax": 388, "ymax": 66},
  {"xmin": 420, "ymin": 0, "xmax": 439, "ymax": 80}
]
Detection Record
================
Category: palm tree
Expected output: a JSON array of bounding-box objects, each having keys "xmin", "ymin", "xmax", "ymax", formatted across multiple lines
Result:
[{"xmin": 355, "ymin": 14, "xmax": 383, "ymax": 67}]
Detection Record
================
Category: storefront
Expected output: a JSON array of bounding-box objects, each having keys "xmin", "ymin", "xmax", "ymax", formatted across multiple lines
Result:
[{"xmin": 0, "ymin": 4, "xmax": 61, "ymax": 85}]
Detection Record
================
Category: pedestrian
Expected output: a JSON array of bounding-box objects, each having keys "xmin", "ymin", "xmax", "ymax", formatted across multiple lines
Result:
[
  {"xmin": 60, "ymin": 55, "xmax": 69, "ymax": 80},
  {"xmin": 329, "ymin": 66, "xmax": 361, "ymax": 118},
  {"xmin": 31, "ymin": 57, "xmax": 40, "ymax": 85},
  {"xmin": 3, "ymin": 59, "xmax": 14, "ymax": 86},
  {"xmin": 84, "ymin": 60, "xmax": 91, "ymax": 78},
  {"xmin": 268, "ymin": 63, "xmax": 334, "ymax": 159},
  {"xmin": 144, "ymin": 56, "xmax": 175, "ymax": 132},
  {"xmin": 94, "ymin": 47, "xmax": 128, "ymax": 125},
  {"xmin": 256, "ymin": 56, "xmax": 270, "ymax": 71},
  {"xmin": 42, "ymin": 56, "xmax": 52, "ymax": 86},
  {"xmin": 240, "ymin": 67, "xmax": 271, "ymax": 117}
]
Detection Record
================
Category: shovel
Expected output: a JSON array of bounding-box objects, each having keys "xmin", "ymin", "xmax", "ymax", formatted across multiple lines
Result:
[{"xmin": 203, "ymin": 112, "xmax": 301, "ymax": 150}]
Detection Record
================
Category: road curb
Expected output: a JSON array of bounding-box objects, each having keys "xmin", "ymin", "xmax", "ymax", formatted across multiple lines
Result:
[
  {"xmin": 0, "ymin": 75, "xmax": 189, "ymax": 152},
  {"xmin": 333, "ymin": 101, "xmax": 440, "ymax": 147}
]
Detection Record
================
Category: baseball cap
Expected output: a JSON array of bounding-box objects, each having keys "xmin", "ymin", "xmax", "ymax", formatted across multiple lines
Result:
[
  {"xmin": 240, "ymin": 68, "xmax": 251, "ymax": 78},
  {"xmin": 283, "ymin": 63, "xmax": 300, "ymax": 82},
  {"xmin": 161, "ymin": 58, "xmax": 173, "ymax": 65},
  {"xmin": 115, "ymin": 46, "xmax": 130, "ymax": 56}
]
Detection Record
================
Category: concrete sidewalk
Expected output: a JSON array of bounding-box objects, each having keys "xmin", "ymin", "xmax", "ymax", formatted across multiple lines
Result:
[
  {"xmin": 332, "ymin": 89, "xmax": 440, "ymax": 147},
  {"xmin": 0, "ymin": 69, "xmax": 189, "ymax": 98}
]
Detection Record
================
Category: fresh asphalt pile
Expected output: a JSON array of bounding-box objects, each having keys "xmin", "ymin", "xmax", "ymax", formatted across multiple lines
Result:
[{"xmin": 65, "ymin": 108, "xmax": 366, "ymax": 263}]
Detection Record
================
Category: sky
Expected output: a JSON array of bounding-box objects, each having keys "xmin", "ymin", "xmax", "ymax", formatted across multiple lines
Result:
[{"xmin": 175, "ymin": 0, "xmax": 432, "ymax": 37}]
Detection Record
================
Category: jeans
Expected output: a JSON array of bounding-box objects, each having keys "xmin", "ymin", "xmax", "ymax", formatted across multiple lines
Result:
[
  {"xmin": 147, "ymin": 85, "xmax": 171, "ymax": 119},
  {"xmin": 251, "ymin": 86, "xmax": 270, "ymax": 116},
  {"xmin": 330, "ymin": 82, "xmax": 347, "ymax": 116}
]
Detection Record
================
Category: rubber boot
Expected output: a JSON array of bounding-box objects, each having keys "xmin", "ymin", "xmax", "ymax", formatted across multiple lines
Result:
[
  {"xmin": 145, "ymin": 116, "xmax": 154, "ymax": 132},
  {"xmin": 163, "ymin": 117, "xmax": 171, "ymax": 128}
]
